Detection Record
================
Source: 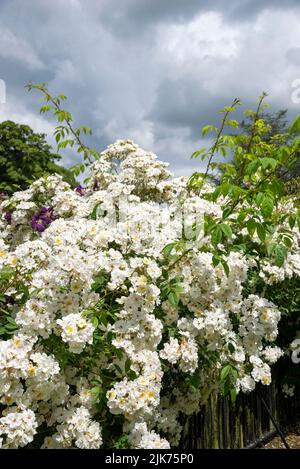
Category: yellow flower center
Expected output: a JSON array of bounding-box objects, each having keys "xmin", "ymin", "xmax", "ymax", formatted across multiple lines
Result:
[
  {"xmin": 8, "ymin": 257, "xmax": 17, "ymax": 265},
  {"xmin": 71, "ymin": 282, "xmax": 81, "ymax": 293},
  {"xmin": 28, "ymin": 366, "xmax": 37, "ymax": 377},
  {"xmin": 194, "ymin": 308, "xmax": 203, "ymax": 317},
  {"xmin": 107, "ymin": 390, "xmax": 116, "ymax": 400},
  {"xmin": 63, "ymin": 297, "xmax": 73, "ymax": 306},
  {"xmin": 5, "ymin": 396, "xmax": 14, "ymax": 405},
  {"xmin": 66, "ymin": 325, "xmax": 74, "ymax": 335},
  {"xmin": 77, "ymin": 320, "xmax": 86, "ymax": 329},
  {"xmin": 262, "ymin": 375, "xmax": 270, "ymax": 385},
  {"xmin": 261, "ymin": 309, "xmax": 269, "ymax": 321}
]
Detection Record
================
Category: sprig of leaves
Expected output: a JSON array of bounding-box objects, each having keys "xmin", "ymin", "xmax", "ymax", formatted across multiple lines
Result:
[{"xmin": 25, "ymin": 83, "xmax": 100, "ymax": 177}]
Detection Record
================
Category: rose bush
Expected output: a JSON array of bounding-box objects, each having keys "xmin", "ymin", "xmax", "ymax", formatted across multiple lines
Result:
[{"xmin": 0, "ymin": 90, "xmax": 299, "ymax": 449}]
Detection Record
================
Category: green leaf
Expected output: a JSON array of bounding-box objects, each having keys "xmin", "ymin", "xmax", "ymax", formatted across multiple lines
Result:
[
  {"xmin": 90, "ymin": 386, "xmax": 101, "ymax": 397},
  {"xmin": 282, "ymin": 235, "xmax": 293, "ymax": 248},
  {"xmin": 223, "ymin": 207, "xmax": 233, "ymax": 219},
  {"xmin": 162, "ymin": 243, "xmax": 176, "ymax": 257},
  {"xmin": 266, "ymin": 242, "xmax": 276, "ymax": 257},
  {"xmin": 202, "ymin": 125, "xmax": 216, "ymax": 136},
  {"xmin": 191, "ymin": 148, "xmax": 207, "ymax": 159},
  {"xmin": 260, "ymin": 157, "xmax": 278, "ymax": 171},
  {"xmin": 261, "ymin": 196, "xmax": 274, "ymax": 218},
  {"xmin": 256, "ymin": 223, "xmax": 266, "ymax": 242},
  {"xmin": 246, "ymin": 219, "xmax": 256, "ymax": 237},
  {"xmin": 236, "ymin": 210, "xmax": 248, "ymax": 223},
  {"xmin": 212, "ymin": 254, "xmax": 220, "ymax": 266},
  {"xmin": 125, "ymin": 358, "xmax": 131, "ymax": 374},
  {"xmin": 90, "ymin": 203, "xmax": 101, "ymax": 220},
  {"xmin": 246, "ymin": 160, "xmax": 259, "ymax": 175},
  {"xmin": 168, "ymin": 291, "xmax": 179, "ymax": 308},
  {"xmin": 221, "ymin": 259, "xmax": 230, "ymax": 277},
  {"xmin": 220, "ymin": 147, "xmax": 227, "ymax": 158},
  {"xmin": 255, "ymin": 192, "xmax": 264, "ymax": 207},
  {"xmin": 168, "ymin": 326, "xmax": 177, "ymax": 337},
  {"xmin": 128, "ymin": 370, "xmax": 138, "ymax": 380},
  {"xmin": 228, "ymin": 343, "xmax": 235, "ymax": 354},
  {"xmin": 220, "ymin": 224, "xmax": 232, "ymax": 239},
  {"xmin": 231, "ymin": 367, "xmax": 238, "ymax": 380},
  {"xmin": 211, "ymin": 226, "xmax": 222, "ymax": 246},
  {"xmin": 289, "ymin": 214, "xmax": 297, "ymax": 229},
  {"xmin": 289, "ymin": 115, "xmax": 300, "ymax": 134},
  {"xmin": 220, "ymin": 365, "xmax": 231, "ymax": 382},
  {"xmin": 226, "ymin": 119, "xmax": 239, "ymax": 128},
  {"xmin": 230, "ymin": 388, "xmax": 237, "ymax": 402},
  {"xmin": 91, "ymin": 317, "xmax": 98, "ymax": 328},
  {"xmin": 269, "ymin": 178, "xmax": 284, "ymax": 197},
  {"xmin": 274, "ymin": 245, "xmax": 287, "ymax": 267}
]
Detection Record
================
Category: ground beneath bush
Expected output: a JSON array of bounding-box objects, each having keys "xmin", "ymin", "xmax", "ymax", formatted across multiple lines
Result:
[{"xmin": 259, "ymin": 423, "xmax": 300, "ymax": 449}]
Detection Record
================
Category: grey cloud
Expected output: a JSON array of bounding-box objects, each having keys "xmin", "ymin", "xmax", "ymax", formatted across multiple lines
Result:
[
  {"xmin": 286, "ymin": 47, "xmax": 300, "ymax": 66},
  {"xmin": 99, "ymin": 0, "xmax": 300, "ymax": 36},
  {"xmin": 0, "ymin": 0, "xmax": 300, "ymax": 177}
]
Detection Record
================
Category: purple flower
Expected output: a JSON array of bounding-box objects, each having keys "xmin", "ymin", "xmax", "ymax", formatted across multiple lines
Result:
[
  {"xmin": 75, "ymin": 185, "xmax": 86, "ymax": 196},
  {"xmin": 4, "ymin": 211, "xmax": 12, "ymax": 224},
  {"xmin": 93, "ymin": 180, "xmax": 99, "ymax": 191},
  {"xmin": 0, "ymin": 191, "xmax": 8, "ymax": 199},
  {"xmin": 31, "ymin": 207, "xmax": 54, "ymax": 232},
  {"xmin": 31, "ymin": 214, "xmax": 48, "ymax": 232},
  {"xmin": 39, "ymin": 207, "xmax": 54, "ymax": 220}
]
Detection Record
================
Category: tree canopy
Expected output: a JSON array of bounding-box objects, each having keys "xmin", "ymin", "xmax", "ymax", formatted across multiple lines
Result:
[{"xmin": 0, "ymin": 120, "xmax": 76, "ymax": 194}]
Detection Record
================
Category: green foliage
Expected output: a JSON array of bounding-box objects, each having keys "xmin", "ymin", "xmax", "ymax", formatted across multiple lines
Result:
[
  {"xmin": 187, "ymin": 93, "xmax": 300, "ymax": 394},
  {"xmin": 239, "ymin": 107, "xmax": 300, "ymax": 182},
  {"xmin": 160, "ymin": 275, "xmax": 184, "ymax": 308},
  {"xmin": 1, "ymin": 87, "xmax": 299, "ymax": 446},
  {"xmin": 0, "ymin": 265, "xmax": 41, "ymax": 339},
  {"xmin": 113, "ymin": 434, "xmax": 130, "ymax": 449},
  {"xmin": 0, "ymin": 120, "xmax": 76, "ymax": 194},
  {"xmin": 189, "ymin": 93, "xmax": 300, "ymax": 277},
  {"xmin": 243, "ymin": 270, "xmax": 300, "ymax": 388},
  {"xmin": 25, "ymin": 83, "xmax": 100, "ymax": 179},
  {"xmin": 220, "ymin": 364, "xmax": 238, "ymax": 402}
]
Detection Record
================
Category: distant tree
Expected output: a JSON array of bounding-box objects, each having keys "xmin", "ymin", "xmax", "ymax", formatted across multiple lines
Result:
[
  {"xmin": 0, "ymin": 120, "xmax": 76, "ymax": 194},
  {"xmin": 241, "ymin": 109, "xmax": 300, "ymax": 182},
  {"xmin": 240, "ymin": 109, "xmax": 289, "ymax": 144},
  {"xmin": 215, "ymin": 107, "xmax": 300, "ymax": 192}
]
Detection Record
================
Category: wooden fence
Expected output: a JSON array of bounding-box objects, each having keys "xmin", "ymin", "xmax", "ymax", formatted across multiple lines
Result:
[{"xmin": 180, "ymin": 374, "xmax": 300, "ymax": 449}]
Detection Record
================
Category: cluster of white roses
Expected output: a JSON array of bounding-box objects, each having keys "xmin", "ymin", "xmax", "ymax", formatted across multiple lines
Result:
[{"xmin": 0, "ymin": 139, "xmax": 299, "ymax": 449}]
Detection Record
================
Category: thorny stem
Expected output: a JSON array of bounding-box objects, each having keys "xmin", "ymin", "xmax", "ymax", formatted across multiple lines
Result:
[
  {"xmin": 166, "ymin": 247, "xmax": 193, "ymax": 271},
  {"xmin": 199, "ymin": 97, "xmax": 241, "ymax": 196},
  {"xmin": 237, "ymin": 92, "xmax": 268, "ymax": 181},
  {"xmin": 26, "ymin": 84, "xmax": 94, "ymax": 164},
  {"xmin": 245, "ymin": 92, "xmax": 268, "ymax": 155}
]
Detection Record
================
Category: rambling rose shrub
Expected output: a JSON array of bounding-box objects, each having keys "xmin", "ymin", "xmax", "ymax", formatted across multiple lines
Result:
[{"xmin": 0, "ymin": 137, "xmax": 299, "ymax": 449}]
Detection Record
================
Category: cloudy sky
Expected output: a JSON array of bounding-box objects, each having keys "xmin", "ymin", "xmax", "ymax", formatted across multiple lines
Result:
[{"xmin": 1, "ymin": 0, "xmax": 300, "ymax": 175}]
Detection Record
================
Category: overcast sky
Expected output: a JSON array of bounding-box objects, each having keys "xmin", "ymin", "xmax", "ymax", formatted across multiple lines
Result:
[{"xmin": 1, "ymin": 0, "xmax": 300, "ymax": 175}]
